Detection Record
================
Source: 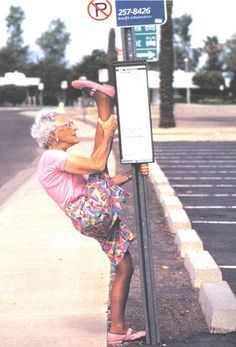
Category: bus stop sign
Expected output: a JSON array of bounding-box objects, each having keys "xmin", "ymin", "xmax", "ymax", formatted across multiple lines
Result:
[{"xmin": 115, "ymin": 0, "xmax": 166, "ymax": 27}]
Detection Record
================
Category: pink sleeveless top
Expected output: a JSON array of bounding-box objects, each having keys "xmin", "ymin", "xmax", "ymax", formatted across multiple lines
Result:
[{"xmin": 38, "ymin": 150, "xmax": 86, "ymax": 210}]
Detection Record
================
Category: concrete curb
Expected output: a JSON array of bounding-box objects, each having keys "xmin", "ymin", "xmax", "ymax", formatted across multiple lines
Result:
[
  {"xmin": 199, "ymin": 281, "xmax": 236, "ymax": 333},
  {"xmin": 149, "ymin": 161, "xmax": 236, "ymax": 333},
  {"xmin": 184, "ymin": 250, "xmax": 222, "ymax": 288},
  {"xmin": 175, "ymin": 229, "xmax": 203, "ymax": 257}
]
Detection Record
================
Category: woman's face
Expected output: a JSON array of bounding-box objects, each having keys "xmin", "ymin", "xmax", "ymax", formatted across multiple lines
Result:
[{"xmin": 53, "ymin": 115, "xmax": 80, "ymax": 148}]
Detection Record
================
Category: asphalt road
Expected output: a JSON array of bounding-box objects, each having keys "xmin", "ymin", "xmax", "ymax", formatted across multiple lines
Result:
[
  {"xmin": 0, "ymin": 108, "xmax": 41, "ymax": 204},
  {"xmin": 154, "ymin": 141, "xmax": 236, "ymax": 296}
]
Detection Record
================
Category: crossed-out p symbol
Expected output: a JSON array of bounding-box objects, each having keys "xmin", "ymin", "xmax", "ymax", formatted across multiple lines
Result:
[{"xmin": 87, "ymin": 0, "xmax": 112, "ymax": 21}]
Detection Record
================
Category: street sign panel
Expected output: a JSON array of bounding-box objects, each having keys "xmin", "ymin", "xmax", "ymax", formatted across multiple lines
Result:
[
  {"xmin": 115, "ymin": 0, "xmax": 166, "ymax": 27},
  {"xmin": 135, "ymin": 25, "xmax": 158, "ymax": 61}
]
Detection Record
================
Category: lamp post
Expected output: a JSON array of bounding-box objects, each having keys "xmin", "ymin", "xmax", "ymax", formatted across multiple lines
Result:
[
  {"xmin": 60, "ymin": 80, "xmax": 68, "ymax": 107},
  {"xmin": 184, "ymin": 57, "xmax": 191, "ymax": 104},
  {"xmin": 38, "ymin": 82, "xmax": 44, "ymax": 106},
  {"xmin": 219, "ymin": 84, "xmax": 225, "ymax": 101}
]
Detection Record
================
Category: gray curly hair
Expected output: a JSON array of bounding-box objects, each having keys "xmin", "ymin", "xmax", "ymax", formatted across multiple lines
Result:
[{"xmin": 31, "ymin": 108, "xmax": 65, "ymax": 148}]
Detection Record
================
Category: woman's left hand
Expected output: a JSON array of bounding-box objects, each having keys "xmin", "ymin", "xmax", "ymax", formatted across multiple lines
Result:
[{"xmin": 112, "ymin": 170, "xmax": 133, "ymax": 186}]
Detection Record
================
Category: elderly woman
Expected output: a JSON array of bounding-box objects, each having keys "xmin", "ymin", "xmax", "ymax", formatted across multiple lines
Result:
[{"xmin": 31, "ymin": 80, "xmax": 147, "ymax": 344}]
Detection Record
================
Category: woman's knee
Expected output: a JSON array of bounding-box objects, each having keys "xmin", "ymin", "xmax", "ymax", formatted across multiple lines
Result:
[
  {"xmin": 117, "ymin": 251, "xmax": 134, "ymax": 277},
  {"xmin": 125, "ymin": 251, "xmax": 134, "ymax": 275}
]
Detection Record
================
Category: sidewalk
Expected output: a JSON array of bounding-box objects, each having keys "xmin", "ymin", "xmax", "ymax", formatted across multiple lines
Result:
[
  {"xmin": 151, "ymin": 103, "xmax": 236, "ymax": 142},
  {"xmin": 0, "ymin": 115, "xmax": 114, "ymax": 347}
]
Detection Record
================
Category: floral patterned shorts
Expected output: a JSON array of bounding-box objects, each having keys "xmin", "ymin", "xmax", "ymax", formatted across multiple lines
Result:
[{"xmin": 65, "ymin": 173, "xmax": 133, "ymax": 266}]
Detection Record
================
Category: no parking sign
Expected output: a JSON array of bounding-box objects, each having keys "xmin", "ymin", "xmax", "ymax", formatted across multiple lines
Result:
[{"xmin": 87, "ymin": 0, "xmax": 113, "ymax": 21}]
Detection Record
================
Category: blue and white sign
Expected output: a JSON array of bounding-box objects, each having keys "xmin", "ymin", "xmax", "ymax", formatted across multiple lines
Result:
[
  {"xmin": 135, "ymin": 25, "xmax": 159, "ymax": 61},
  {"xmin": 115, "ymin": 0, "xmax": 166, "ymax": 27}
]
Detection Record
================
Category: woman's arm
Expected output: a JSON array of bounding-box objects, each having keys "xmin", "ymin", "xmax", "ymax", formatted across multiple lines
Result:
[
  {"xmin": 64, "ymin": 116, "xmax": 117, "ymax": 175},
  {"xmin": 112, "ymin": 164, "xmax": 149, "ymax": 186},
  {"xmin": 112, "ymin": 171, "xmax": 133, "ymax": 186}
]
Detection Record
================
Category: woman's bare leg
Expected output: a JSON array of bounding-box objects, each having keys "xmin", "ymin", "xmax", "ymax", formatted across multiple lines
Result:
[
  {"xmin": 92, "ymin": 91, "xmax": 112, "ymax": 154},
  {"xmin": 110, "ymin": 250, "xmax": 134, "ymax": 334}
]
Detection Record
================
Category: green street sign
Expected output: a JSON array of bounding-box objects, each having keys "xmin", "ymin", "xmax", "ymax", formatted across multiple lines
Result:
[{"xmin": 135, "ymin": 25, "xmax": 158, "ymax": 61}]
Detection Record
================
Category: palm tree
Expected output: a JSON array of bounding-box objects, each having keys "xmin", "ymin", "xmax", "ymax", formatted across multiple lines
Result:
[
  {"xmin": 159, "ymin": 0, "xmax": 176, "ymax": 128},
  {"xmin": 107, "ymin": 28, "xmax": 117, "ymax": 86}
]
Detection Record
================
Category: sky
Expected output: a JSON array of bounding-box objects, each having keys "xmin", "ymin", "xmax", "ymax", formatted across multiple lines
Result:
[{"xmin": 0, "ymin": 0, "xmax": 235, "ymax": 66}]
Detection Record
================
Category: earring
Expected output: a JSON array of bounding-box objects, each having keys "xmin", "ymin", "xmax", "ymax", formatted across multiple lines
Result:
[{"xmin": 56, "ymin": 138, "xmax": 60, "ymax": 144}]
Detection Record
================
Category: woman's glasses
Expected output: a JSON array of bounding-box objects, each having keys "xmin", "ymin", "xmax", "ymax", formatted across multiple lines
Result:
[{"xmin": 56, "ymin": 120, "xmax": 74, "ymax": 128}]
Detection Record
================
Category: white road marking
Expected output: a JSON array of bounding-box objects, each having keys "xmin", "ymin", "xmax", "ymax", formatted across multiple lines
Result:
[
  {"xmin": 172, "ymin": 184, "xmax": 236, "ymax": 187},
  {"xmin": 178, "ymin": 194, "xmax": 236, "ymax": 197},
  {"xmin": 219, "ymin": 265, "xmax": 236, "ymax": 269},
  {"xmin": 185, "ymin": 206, "xmax": 236, "ymax": 209},
  {"xmin": 168, "ymin": 177, "xmax": 236, "ymax": 180},
  {"xmin": 157, "ymin": 162, "xmax": 236, "ymax": 163},
  {"xmin": 192, "ymin": 221, "xmax": 236, "ymax": 224},
  {"xmin": 156, "ymin": 156, "xmax": 236, "ymax": 160},
  {"xmin": 158, "ymin": 165, "xmax": 236, "ymax": 168},
  {"xmin": 164, "ymin": 171, "xmax": 236, "ymax": 174}
]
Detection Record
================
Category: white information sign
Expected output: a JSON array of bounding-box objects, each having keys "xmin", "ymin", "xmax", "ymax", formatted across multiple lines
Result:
[{"xmin": 114, "ymin": 61, "xmax": 154, "ymax": 164}]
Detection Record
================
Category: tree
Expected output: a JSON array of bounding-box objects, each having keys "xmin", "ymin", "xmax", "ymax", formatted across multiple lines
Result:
[
  {"xmin": 173, "ymin": 14, "xmax": 191, "ymax": 70},
  {"xmin": 223, "ymin": 35, "xmax": 236, "ymax": 97},
  {"xmin": 29, "ymin": 61, "xmax": 70, "ymax": 105},
  {"xmin": 34, "ymin": 19, "xmax": 71, "ymax": 105},
  {"xmin": 36, "ymin": 19, "xmax": 70, "ymax": 64},
  {"xmin": 71, "ymin": 49, "xmax": 108, "ymax": 82},
  {"xmin": 0, "ymin": 85, "xmax": 27, "ymax": 106},
  {"xmin": 6, "ymin": 5, "xmax": 25, "ymax": 47},
  {"xmin": 223, "ymin": 35, "xmax": 236, "ymax": 71},
  {"xmin": 173, "ymin": 14, "xmax": 201, "ymax": 71},
  {"xmin": 202, "ymin": 36, "xmax": 223, "ymax": 71},
  {"xmin": 159, "ymin": 0, "xmax": 175, "ymax": 128},
  {"xmin": 193, "ymin": 36, "xmax": 224, "ymax": 100},
  {"xmin": 193, "ymin": 71, "xmax": 224, "ymax": 90},
  {"xmin": 107, "ymin": 28, "xmax": 117, "ymax": 86},
  {"xmin": 0, "ymin": 6, "xmax": 29, "ymax": 74}
]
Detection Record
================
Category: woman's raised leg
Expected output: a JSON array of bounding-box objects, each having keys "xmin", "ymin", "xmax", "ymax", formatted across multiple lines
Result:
[{"xmin": 92, "ymin": 91, "xmax": 113, "ymax": 154}]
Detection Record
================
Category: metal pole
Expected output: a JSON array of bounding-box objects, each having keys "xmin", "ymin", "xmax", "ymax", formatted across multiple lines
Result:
[
  {"xmin": 184, "ymin": 58, "xmax": 191, "ymax": 104},
  {"xmin": 121, "ymin": 27, "xmax": 136, "ymax": 60},
  {"xmin": 132, "ymin": 166, "xmax": 161, "ymax": 345},
  {"xmin": 121, "ymin": 27, "xmax": 161, "ymax": 345}
]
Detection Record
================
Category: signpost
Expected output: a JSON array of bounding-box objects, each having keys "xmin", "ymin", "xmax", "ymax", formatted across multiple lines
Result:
[
  {"xmin": 114, "ymin": 61, "xmax": 159, "ymax": 345},
  {"xmin": 114, "ymin": 0, "xmax": 166, "ymax": 345},
  {"xmin": 135, "ymin": 25, "xmax": 158, "ymax": 61}
]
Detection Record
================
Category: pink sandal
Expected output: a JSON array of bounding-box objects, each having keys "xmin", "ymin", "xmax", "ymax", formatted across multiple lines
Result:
[
  {"xmin": 107, "ymin": 328, "xmax": 146, "ymax": 344},
  {"xmin": 71, "ymin": 79, "xmax": 115, "ymax": 98}
]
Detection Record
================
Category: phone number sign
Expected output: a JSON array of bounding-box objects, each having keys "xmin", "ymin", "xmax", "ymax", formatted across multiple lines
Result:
[{"xmin": 115, "ymin": 0, "xmax": 166, "ymax": 27}]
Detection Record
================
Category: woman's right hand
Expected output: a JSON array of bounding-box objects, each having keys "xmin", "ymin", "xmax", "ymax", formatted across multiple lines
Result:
[{"xmin": 98, "ymin": 116, "xmax": 117, "ymax": 137}]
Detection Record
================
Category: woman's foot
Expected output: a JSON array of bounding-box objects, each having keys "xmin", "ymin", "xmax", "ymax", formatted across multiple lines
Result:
[
  {"xmin": 107, "ymin": 328, "xmax": 146, "ymax": 344},
  {"xmin": 71, "ymin": 79, "xmax": 115, "ymax": 98}
]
